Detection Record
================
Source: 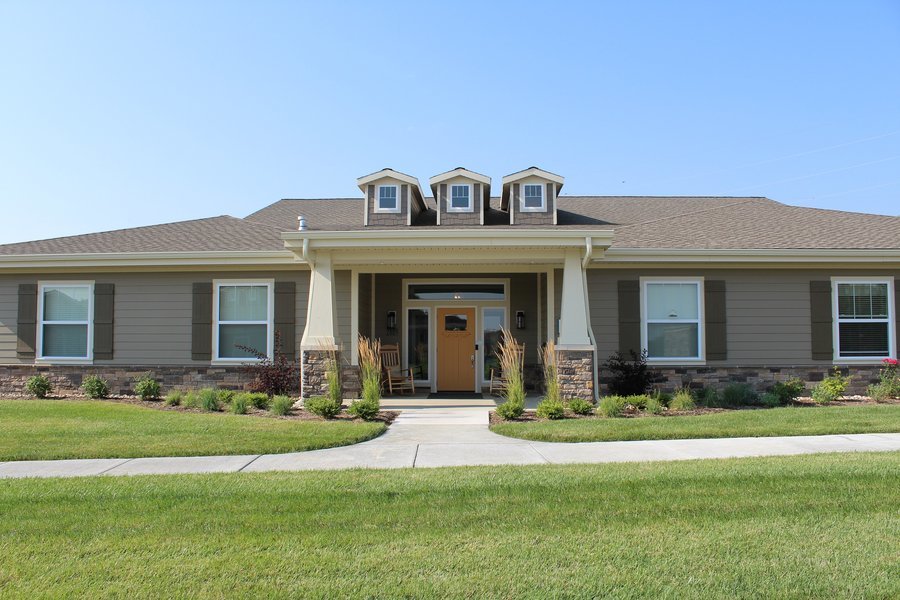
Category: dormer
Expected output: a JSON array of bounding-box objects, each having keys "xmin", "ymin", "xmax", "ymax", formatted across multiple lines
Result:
[
  {"xmin": 428, "ymin": 167, "xmax": 491, "ymax": 226},
  {"xmin": 357, "ymin": 168, "xmax": 427, "ymax": 227},
  {"xmin": 501, "ymin": 167, "xmax": 564, "ymax": 225}
]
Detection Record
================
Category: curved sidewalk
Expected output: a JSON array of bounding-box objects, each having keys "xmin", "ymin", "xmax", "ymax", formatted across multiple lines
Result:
[{"xmin": 1, "ymin": 407, "xmax": 899, "ymax": 479}]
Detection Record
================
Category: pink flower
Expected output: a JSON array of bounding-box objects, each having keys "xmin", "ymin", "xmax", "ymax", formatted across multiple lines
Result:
[{"xmin": 883, "ymin": 358, "xmax": 899, "ymax": 366}]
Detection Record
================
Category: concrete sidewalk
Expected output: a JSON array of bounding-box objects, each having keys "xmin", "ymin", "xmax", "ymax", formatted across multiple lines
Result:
[{"xmin": 1, "ymin": 407, "xmax": 898, "ymax": 479}]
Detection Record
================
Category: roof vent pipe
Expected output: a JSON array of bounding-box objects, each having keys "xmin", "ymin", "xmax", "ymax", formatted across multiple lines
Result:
[{"xmin": 297, "ymin": 215, "xmax": 307, "ymax": 231}]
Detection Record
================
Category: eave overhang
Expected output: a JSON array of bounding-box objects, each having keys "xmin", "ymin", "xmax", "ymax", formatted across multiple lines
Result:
[{"xmin": 0, "ymin": 251, "xmax": 300, "ymax": 271}]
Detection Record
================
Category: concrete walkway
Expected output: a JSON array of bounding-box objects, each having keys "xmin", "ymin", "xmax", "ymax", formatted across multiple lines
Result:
[{"xmin": 1, "ymin": 407, "xmax": 899, "ymax": 479}]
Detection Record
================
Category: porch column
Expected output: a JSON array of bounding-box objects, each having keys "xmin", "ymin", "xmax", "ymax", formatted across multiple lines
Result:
[
  {"xmin": 300, "ymin": 251, "xmax": 340, "ymax": 399},
  {"xmin": 556, "ymin": 249, "xmax": 596, "ymax": 401}
]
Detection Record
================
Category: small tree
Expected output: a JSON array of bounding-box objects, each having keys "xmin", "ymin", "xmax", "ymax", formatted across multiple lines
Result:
[
  {"xmin": 603, "ymin": 350, "xmax": 655, "ymax": 396},
  {"xmin": 237, "ymin": 330, "xmax": 298, "ymax": 396}
]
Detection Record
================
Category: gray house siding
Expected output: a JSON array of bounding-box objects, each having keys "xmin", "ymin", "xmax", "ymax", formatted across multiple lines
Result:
[
  {"xmin": 511, "ymin": 182, "xmax": 555, "ymax": 226},
  {"xmin": 358, "ymin": 273, "xmax": 373, "ymax": 339},
  {"xmin": 438, "ymin": 183, "xmax": 483, "ymax": 226},
  {"xmin": 0, "ymin": 271, "xmax": 311, "ymax": 366},
  {"xmin": 366, "ymin": 183, "xmax": 408, "ymax": 227}
]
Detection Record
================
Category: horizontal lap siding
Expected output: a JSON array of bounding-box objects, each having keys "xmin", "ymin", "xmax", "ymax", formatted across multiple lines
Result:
[
  {"xmin": 587, "ymin": 268, "xmax": 900, "ymax": 367},
  {"xmin": 335, "ymin": 270, "xmax": 351, "ymax": 346}
]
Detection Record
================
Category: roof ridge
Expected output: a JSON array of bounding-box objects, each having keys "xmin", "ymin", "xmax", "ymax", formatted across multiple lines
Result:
[{"xmin": 613, "ymin": 198, "xmax": 767, "ymax": 231}]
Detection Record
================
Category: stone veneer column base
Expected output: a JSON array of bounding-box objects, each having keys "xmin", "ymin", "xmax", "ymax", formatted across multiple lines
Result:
[
  {"xmin": 556, "ymin": 349, "xmax": 595, "ymax": 401},
  {"xmin": 301, "ymin": 349, "xmax": 343, "ymax": 400}
]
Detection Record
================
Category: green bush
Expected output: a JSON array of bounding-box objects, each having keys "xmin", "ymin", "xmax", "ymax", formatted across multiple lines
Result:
[
  {"xmin": 242, "ymin": 392, "xmax": 269, "ymax": 410},
  {"xmin": 164, "ymin": 390, "xmax": 183, "ymax": 406},
  {"xmin": 867, "ymin": 382, "xmax": 893, "ymax": 403},
  {"xmin": 230, "ymin": 394, "xmax": 249, "ymax": 415},
  {"xmin": 496, "ymin": 398, "xmax": 525, "ymax": 420},
  {"xmin": 81, "ymin": 375, "xmax": 109, "ymax": 399},
  {"xmin": 133, "ymin": 375, "xmax": 161, "ymax": 401},
  {"xmin": 651, "ymin": 390, "xmax": 672, "ymax": 407},
  {"xmin": 181, "ymin": 391, "xmax": 200, "ymax": 409},
  {"xmin": 348, "ymin": 397, "xmax": 379, "ymax": 420},
  {"xmin": 199, "ymin": 388, "xmax": 220, "ymax": 412},
  {"xmin": 625, "ymin": 394, "xmax": 650, "ymax": 409},
  {"xmin": 305, "ymin": 395, "xmax": 342, "ymax": 418},
  {"xmin": 721, "ymin": 384, "xmax": 758, "ymax": 407},
  {"xmin": 644, "ymin": 395, "xmax": 664, "ymax": 414},
  {"xmin": 25, "ymin": 375, "xmax": 52, "ymax": 399},
  {"xmin": 771, "ymin": 378, "xmax": 805, "ymax": 405},
  {"xmin": 812, "ymin": 368, "xmax": 851, "ymax": 405},
  {"xmin": 696, "ymin": 387, "xmax": 719, "ymax": 407},
  {"xmin": 270, "ymin": 395, "xmax": 294, "ymax": 416},
  {"xmin": 669, "ymin": 389, "xmax": 696, "ymax": 411},
  {"xmin": 567, "ymin": 398, "xmax": 593, "ymax": 415},
  {"xmin": 597, "ymin": 395, "xmax": 627, "ymax": 418},
  {"xmin": 760, "ymin": 392, "xmax": 782, "ymax": 408},
  {"xmin": 217, "ymin": 389, "xmax": 235, "ymax": 405},
  {"xmin": 536, "ymin": 397, "xmax": 566, "ymax": 420},
  {"xmin": 870, "ymin": 360, "xmax": 899, "ymax": 401}
]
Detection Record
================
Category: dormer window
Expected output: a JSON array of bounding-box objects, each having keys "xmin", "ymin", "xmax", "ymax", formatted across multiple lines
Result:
[
  {"xmin": 522, "ymin": 184, "xmax": 545, "ymax": 212},
  {"xmin": 449, "ymin": 184, "xmax": 472, "ymax": 212},
  {"xmin": 377, "ymin": 185, "xmax": 400, "ymax": 213}
]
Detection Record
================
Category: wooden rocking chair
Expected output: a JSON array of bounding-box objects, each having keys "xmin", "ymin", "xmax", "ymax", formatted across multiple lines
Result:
[
  {"xmin": 489, "ymin": 342, "xmax": 525, "ymax": 396},
  {"xmin": 379, "ymin": 344, "xmax": 415, "ymax": 395}
]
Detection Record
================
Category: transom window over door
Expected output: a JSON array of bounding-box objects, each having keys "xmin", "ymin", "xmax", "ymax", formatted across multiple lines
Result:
[
  {"xmin": 834, "ymin": 280, "xmax": 894, "ymax": 359},
  {"xmin": 449, "ymin": 184, "xmax": 471, "ymax": 211},
  {"xmin": 39, "ymin": 283, "xmax": 92, "ymax": 360},
  {"xmin": 377, "ymin": 185, "xmax": 399, "ymax": 212},
  {"xmin": 642, "ymin": 280, "xmax": 703, "ymax": 361},
  {"xmin": 522, "ymin": 184, "xmax": 544, "ymax": 211},
  {"xmin": 214, "ymin": 281, "xmax": 273, "ymax": 360}
]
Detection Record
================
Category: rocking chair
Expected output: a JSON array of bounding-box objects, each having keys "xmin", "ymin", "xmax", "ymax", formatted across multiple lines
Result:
[{"xmin": 379, "ymin": 344, "xmax": 415, "ymax": 395}]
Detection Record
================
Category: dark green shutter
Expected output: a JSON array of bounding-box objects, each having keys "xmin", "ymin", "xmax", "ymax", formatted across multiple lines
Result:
[
  {"xmin": 192, "ymin": 282, "xmax": 213, "ymax": 360},
  {"xmin": 473, "ymin": 183, "xmax": 481, "ymax": 211},
  {"xmin": 704, "ymin": 280, "xmax": 727, "ymax": 361},
  {"xmin": 274, "ymin": 281, "xmax": 296, "ymax": 358},
  {"xmin": 439, "ymin": 184, "xmax": 447, "ymax": 212},
  {"xmin": 546, "ymin": 182, "xmax": 553, "ymax": 211},
  {"xmin": 367, "ymin": 184, "xmax": 375, "ymax": 209},
  {"xmin": 400, "ymin": 184, "xmax": 408, "ymax": 211},
  {"xmin": 618, "ymin": 280, "xmax": 641, "ymax": 356},
  {"xmin": 512, "ymin": 183, "xmax": 520, "ymax": 216},
  {"xmin": 93, "ymin": 283, "xmax": 115, "ymax": 360},
  {"xmin": 895, "ymin": 279, "xmax": 900, "ymax": 357},
  {"xmin": 16, "ymin": 283, "xmax": 37, "ymax": 358},
  {"xmin": 810, "ymin": 281, "xmax": 833, "ymax": 360}
]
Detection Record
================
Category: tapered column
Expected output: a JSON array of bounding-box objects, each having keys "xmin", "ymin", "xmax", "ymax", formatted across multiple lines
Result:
[
  {"xmin": 557, "ymin": 248, "xmax": 596, "ymax": 401},
  {"xmin": 300, "ymin": 251, "xmax": 340, "ymax": 399}
]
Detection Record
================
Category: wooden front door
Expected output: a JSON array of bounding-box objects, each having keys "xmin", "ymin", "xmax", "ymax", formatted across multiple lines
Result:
[{"xmin": 437, "ymin": 307, "xmax": 476, "ymax": 392}]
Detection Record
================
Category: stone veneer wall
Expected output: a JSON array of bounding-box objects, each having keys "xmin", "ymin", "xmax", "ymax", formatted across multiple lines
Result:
[
  {"xmin": 300, "ymin": 349, "xmax": 344, "ymax": 399},
  {"xmin": 556, "ymin": 349, "xmax": 595, "ymax": 401},
  {"xmin": 599, "ymin": 365, "xmax": 886, "ymax": 396},
  {"xmin": 0, "ymin": 364, "xmax": 276, "ymax": 396}
]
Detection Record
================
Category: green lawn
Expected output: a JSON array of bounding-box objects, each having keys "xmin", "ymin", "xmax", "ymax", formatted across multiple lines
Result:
[
  {"xmin": 491, "ymin": 404, "xmax": 900, "ymax": 443},
  {"xmin": 0, "ymin": 452, "xmax": 897, "ymax": 598},
  {"xmin": 0, "ymin": 399, "xmax": 385, "ymax": 460}
]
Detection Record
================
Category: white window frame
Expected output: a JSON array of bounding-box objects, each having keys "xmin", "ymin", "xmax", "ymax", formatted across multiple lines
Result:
[
  {"xmin": 212, "ymin": 279, "xmax": 275, "ymax": 363},
  {"xmin": 36, "ymin": 281, "xmax": 94, "ymax": 363},
  {"xmin": 640, "ymin": 277, "xmax": 705, "ymax": 363},
  {"xmin": 447, "ymin": 183, "xmax": 473, "ymax": 213},
  {"xmin": 375, "ymin": 184, "xmax": 401, "ymax": 214},
  {"xmin": 831, "ymin": 277, "xmax": 896, "ymax": 363},
  {"xmin": 520, "ymin": 183, "xmax": 546, "ymax": 212}
]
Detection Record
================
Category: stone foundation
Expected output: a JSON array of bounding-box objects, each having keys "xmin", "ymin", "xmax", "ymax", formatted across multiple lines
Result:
[
  {"xmin": 599, "ymin": 365, "xmax": 886, "ymax": 396},
  {"xmin": 556, "ymin": 349, "xmax": 595, "ymax": 401},
  {"xmin": 0, "ymin": 364, "xmax": 261, "ymax": 396},
  {"xmin": 300, "ymin": 349, "xmax": 343, "ymax": 399}
]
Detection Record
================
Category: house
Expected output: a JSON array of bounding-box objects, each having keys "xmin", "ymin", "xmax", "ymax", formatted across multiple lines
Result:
[{"xmin": 0, "ymin": 166, "xmax": 898, "ymax": 399}]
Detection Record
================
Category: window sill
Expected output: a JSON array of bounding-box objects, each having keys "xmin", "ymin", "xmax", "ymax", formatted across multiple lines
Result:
[
  {"xmin": 211, "ymin": 358, "xmax": 267, "ymax": 365},
  {"xmin": 647, "ymin": 359, "xmax": 707, "ymax": 366},
  {"xmin": 519, "ymin": 206, "xmax": 546, "ymax": 213},
  {"xmin": 373, "ymin": 208, "xmax": 402, "ymax": 214},
  {"xmin": 35, "ymin": 358, "xmax": 94, "ymax": 365},
  {"xmin": 833, "ymin": 358, "xmax": 893, "ymax": 364},
  {"xmin": 446, "ymin": 207, "xmax": 474, "ymax": 213}
]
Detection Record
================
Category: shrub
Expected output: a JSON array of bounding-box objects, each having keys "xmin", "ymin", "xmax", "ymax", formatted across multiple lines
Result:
[
  {"xmin": 721, "ymin": 383, "xmax": 758, "ymax": 407},
  {"xmin": 697, "ymin": 387, "xmax": 720, "ymax": 407},
  {"xmin": 133, "ymin": 374, "xmax": 161, "ymax": 401},
  {"xmin": 867, "ymin": 382, "xmax": 893, "ymax": 403},
  {"xmin": 871, "ymin": 358, "xmax": 900, "ymax": 400},
  {"xmin": 652, "ymin": 390, "xmax": 672, "ymax": 407},
  {"xmin": 237, "ymin": 331, "xmax": 298, "ymax": 396},
  {"xmin": 760, "ymin": 392, "xmax": 782, "ymax": 408},
  {"xmin": 164, "ymin": 390, "xmax": 183, "ymax": 406},
  {"xmin": 644, "ymin": 395, "xmax": 664, "ymax": 414},
  {"xmin": 597, "ymin": 395, "xmax": 627, "ymax": 418},
  {"xmin": 669, "ymin": 389, "xmax": 696, "ymax": 411},
  {"xmin": 625, "ymin": 394, "xmax": 650, "ymax": 409},
  {"xmin": 245, "ymin": 392, "xmax": 270, "ymax": 409},
  {"xmin": 25, "ymin": 374, "xmax": 52, "ymax": 399},
  {"xmin": 812, "ymin": 368, "xmax": 851, "ymax": 405},
  {"xmin": 541, "ymin": 341, "xmax": 561, "ymax": 404},
  {"xmin": 567, "ymin": 397, "xmax": 593, "ymax": 415},
  {"xmin": 305, "ymin": 395, "xmax": 342, "ymax": 419},
  {"xmin": 270, "ymin": 395, "xmax": 294, "ymax": 416},
  {"xmin": 770, "ymin": 378, "xmax": 805, "ymax": 405},
  {"xmin": 494, "ymin": 328, "xmax": 526, "ymax": 420},
  {"xmin": 348, "ymin": 397, "xmax": 379, "ymax": 420},
  {"xmin": 603, "ymin": 350, "xmax": 656, "ymax": 396},
  {"xmin": 217, "ymin": 389, "xmax": 235, "ymax": 405},
  {"xmin": 199, "ymin": 388, "xmax": 220, "ymax": 412},
  {"xmin": 81, "ymin": 375, "xmax": 109, "ymax": 399},
  {"xmin": 230, "ymin": 394, "xmax": 249, "ymax": 414},
  {"xmin": 536, "ymin": 397, "xmax": 566, "ymax": 420},
  {"xmin": 182, "ymin": 390, "xmax": 201, "ymax": 409},
  {"xmin": 496, "ymin": 397, "xmax": 525, "ymax": 420}
]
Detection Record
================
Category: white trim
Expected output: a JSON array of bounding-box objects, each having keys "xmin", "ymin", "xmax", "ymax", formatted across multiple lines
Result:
[
  {"xmin": 501, "ymin": 167, "xmax": 565, "ymax": 186},
  {"xmin": 375, "ymin": 184, "xmax": 402, "ymax": 214},
  {"xmin": 36, "ymin": 280, "xmax": 94, "ymax": 363},
  {"xmin": 831, "ymin": 276, "xmax": 896, "ymax": 362},
  {"xmin": 447, "ymin": 183, "xmax": 474, "ymax": 213},
  {"xmin": 640, "ymin": 277, "xmax": 706, "ymax": 364},
  {"xmin": 350, "ymin": 269, "xmax": 359, "ymax": 366},
  {"xmin": 520, "ymin": 183, "xmax": 545, "ymax": 212},
  {"xmin": 547, "ymin": 268, "xmax": 555, "ymax": 343},
  {"xmin": 212, "ymin": 279, "xmax": 275, "ymax": 363},
  {"xmin": 429, "ymin": 168, "xmax": 491, "ymax": 186},
  {"xmin": 600, "ymin": 248, "xmax": 900, "ymax": 264}
]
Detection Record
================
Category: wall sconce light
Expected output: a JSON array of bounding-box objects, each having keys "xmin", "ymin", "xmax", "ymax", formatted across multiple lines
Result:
[
  {"xmin": 515, "ymin": 310, "xmax": 526, "ymax": 330},
  {"xmin": 386, "ymin": 311, "xmax": 397, "ymax": 333}
]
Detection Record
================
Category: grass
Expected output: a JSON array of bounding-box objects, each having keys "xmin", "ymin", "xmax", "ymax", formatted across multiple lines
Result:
[
  {"xmin": 491, "ymin": 404, "xmax": 900, "ymax": 443},
  {"xmin": 0, "ymin": 452, "xmax": 897, "ymax": 598},
  {"xmin": 0, "ymin": 399, "xmax": 385, "ymax": 460}
]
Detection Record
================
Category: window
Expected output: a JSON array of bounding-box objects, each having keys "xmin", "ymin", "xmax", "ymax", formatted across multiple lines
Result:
[
  {"xmin": 449, "ymin": 184, "xmax": 472, "ymax": 212},
  {"xmin": 38, "ymin": 282, "xmax": 93, "ymax": 360},
  {"xmin": 482, "ymin": 307, "xmax": 505, "ymax": 380},
  {"xmin": 522, "ymin": 184, "xmax": 545, "ymax": 211},
  {"xmin": 407, "ymin": 283, "xmax": 505, "ymax": 301},
  {"xmin": 377, "ymin": 185, "xmax": 399, "ymax": 212},
  {"xmin": 214, "ymin": 281, "xmax": 273, "ymax": 360},
  {"xmin": 407, "ymin": 308, "xmax": 430, "ymax": 381},
  {"xmin": 834, "ymin": 280, "xmax": 894, "ymax": 360},
  {"xmin": 642, "ymin": 280, "xmax": 703, "ymax": 361},
  {"xmin": 444, "ymin": 314, "xmax": 468, "ymax": 331}
]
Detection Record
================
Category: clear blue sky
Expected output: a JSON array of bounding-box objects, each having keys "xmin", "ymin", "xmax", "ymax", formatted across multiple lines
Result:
[{"xmin": 1, "ymin": 1, "xmax": 898, "ymax": 244}]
